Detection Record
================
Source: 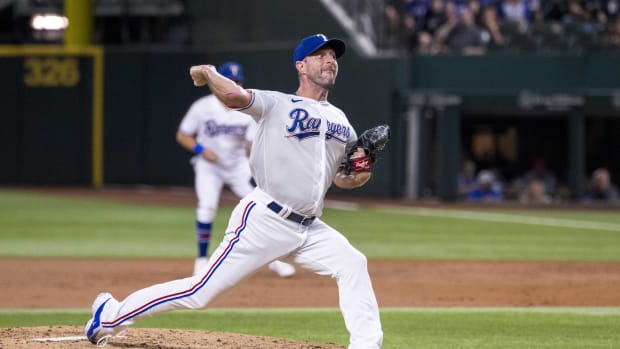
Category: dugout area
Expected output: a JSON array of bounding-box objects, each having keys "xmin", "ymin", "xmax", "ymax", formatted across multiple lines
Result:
[{"xmin": 412, "ymin": 101, "xmax": 620, "ymax": 202}]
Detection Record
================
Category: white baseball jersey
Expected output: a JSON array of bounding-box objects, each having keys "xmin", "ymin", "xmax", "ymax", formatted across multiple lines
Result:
[
  {"xmin": 179, "ymin": 94, "xmax": 256, "ymax": 170},
  {"xmin": 239, "ymin": 90, "xmax": 357, "ymax": 217},
  {"xmin": 179, "ymin": 94, "xmax": 257, "ymax": 222}
]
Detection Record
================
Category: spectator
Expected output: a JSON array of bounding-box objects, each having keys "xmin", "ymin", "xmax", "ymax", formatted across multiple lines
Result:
[
  {"xmin": 567, "ymin": 0, "xmax": 607, "ymax": 23},
  {"xmin": 604, "ymin": 0, "xmax": 620, "ymax": 20},
  {"xmin": 352, "ymin": 0, "xmax": 619, "ymax": 52},
  {"xmin": 408, "ymin": 0, "xmax": 433, "ymax": 25},
  {"xmin": 499, "ymin": 0, "xmax": 540, "ymax": 32},
  {"xmin": 384, "ymin": 0, "xmax": 418, "ymax": 50},
  {"xmin": 467, "ymin": 169, "xmax": 503, "ymax": 202},
  {"xmin": 424, "ymin": 0, "xmax": 449, "ymax": 33},
  {"xmin": 541, "ymin": 0, "xmax": 570, "ymax": 22},
  {"xmin": 476, "ymin": 0, "xmax": 506, "ymax": 47},
  {"xmin": 437, "ymin": 6, "xmax": 488, "ymax": 54},
  {"xmin": 416, "ymin": 0, "xmax": 449, "ymax": 53},
  {"xmin": 517, "ymin": 157, "xmax": 557, "ymax": 198},
  {"xmin": 519, "ymin": 179, "xmax": 553, "ymax": 204},
  {"xmin": 606, "ymin": 15, "xmax": 620, "ymax": 46},
  {"xmin": 458, "ymin": 159, "xmax": 477, "ymax": 199},
  {"xmin": 399, "ymin": 0, "xmax": 432, "ymax": 52},
  {"xmin": 433, "ymin": 1, "xmax": 460, "ymax": 51},
  {"xmin": 582, "ymin": 167, "xmax": 620, "ymax": 203}
]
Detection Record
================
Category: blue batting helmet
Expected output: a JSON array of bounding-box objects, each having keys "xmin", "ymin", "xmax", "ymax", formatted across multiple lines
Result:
[{"xmin": 218, "ymin": 61, "xmax": 245, "ymax": 82}]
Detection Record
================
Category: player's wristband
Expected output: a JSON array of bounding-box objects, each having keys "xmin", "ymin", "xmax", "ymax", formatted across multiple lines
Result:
[{"xmin": 193, "ymin": 143, "xmax": 204, "ymax": 154}]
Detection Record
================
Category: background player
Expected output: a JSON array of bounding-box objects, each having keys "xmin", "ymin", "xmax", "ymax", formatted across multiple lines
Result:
[
  {"xmin": 176, "ymin": 61, "xmax": 296, "ymax": 277},
  {"xmin": 86, "ymin": 34, "xmax": 383, "ymax": 348}
]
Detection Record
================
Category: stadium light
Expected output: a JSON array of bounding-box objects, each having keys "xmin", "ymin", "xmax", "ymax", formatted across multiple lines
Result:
[{"xmin": 31, "ymin": 14, "xmax": 69, "ymax": 31}]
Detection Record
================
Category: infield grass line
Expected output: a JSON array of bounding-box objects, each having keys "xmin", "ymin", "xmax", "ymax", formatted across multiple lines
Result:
[{"xmin": 376, "ymin": 206, "xmax": 620, "ymax": 232}]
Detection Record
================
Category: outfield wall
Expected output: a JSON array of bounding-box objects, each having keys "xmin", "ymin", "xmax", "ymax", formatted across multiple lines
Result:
[{"xmin": 1, "ymin": 47, "xmax": 619, "ymax": 200}]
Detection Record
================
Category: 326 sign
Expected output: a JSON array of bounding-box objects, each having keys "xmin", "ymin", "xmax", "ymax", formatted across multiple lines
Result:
[{"xmin": 23, "ymin": 57, "xmax": 80, "ymax": 87}]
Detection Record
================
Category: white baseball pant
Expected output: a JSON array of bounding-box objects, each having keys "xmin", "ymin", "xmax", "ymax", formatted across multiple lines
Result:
[{"xmin": 97, "ymin": 188, "xmax": 383, "ymax": 349}]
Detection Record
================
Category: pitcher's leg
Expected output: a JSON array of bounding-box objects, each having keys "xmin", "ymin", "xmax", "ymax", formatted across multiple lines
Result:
[
  {"xmin": 89, "ymin": 197, "xmax": 304, "ymax": 341},
  {"xmin": 293, "ymin": 220, "xmax": 383, "ymax": 349},
  {"xmin": 97, "ymin": 200, "xmax": 260, "ymax": 332},
  {"xmin": 335, "ymin": 249, "xmax": 382, "ymax": 349}
]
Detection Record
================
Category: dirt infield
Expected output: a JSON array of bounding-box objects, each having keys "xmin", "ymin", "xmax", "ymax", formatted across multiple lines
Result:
[
  {"xmin": 3, "ymin": 258, "xmax": 620, "ymax": 309},
  {"xmin": 2, "ymin": 258, "xmax": 620, "ymax": 348},
  {"xmin": 2, "ymin": 186, "xmax": 620, "ymax": 348},
  {"xmin": 0, "ymin": 327, "xmax": 345, "ymax": 349}
]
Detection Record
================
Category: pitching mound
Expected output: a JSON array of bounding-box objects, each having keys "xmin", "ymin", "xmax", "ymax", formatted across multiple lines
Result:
[{"xmin": 1, "ymin": 326, "xmax": 345, "ymax": 349}]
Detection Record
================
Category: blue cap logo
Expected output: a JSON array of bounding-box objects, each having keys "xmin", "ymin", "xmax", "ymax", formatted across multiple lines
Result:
[
  {"xmin": 293, "ymin": 34, "xmax": 346, "ymax": 67},
  {"xmin": 218, "ymin": 62, "xmax": 245, "ymax": 82}
]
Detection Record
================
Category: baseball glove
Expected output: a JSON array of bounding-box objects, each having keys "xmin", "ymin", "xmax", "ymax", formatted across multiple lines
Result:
[{"xmin": 342, "ymin": 124, "xmax": 391, "ymax": 174}]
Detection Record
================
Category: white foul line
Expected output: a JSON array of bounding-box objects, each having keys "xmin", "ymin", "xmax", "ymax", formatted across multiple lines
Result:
[
  {"xmin": 31, "ymin": 335, "xmax": 87, "ymax": 342},
  {"xmin": 375, "ymin": 206, "xmax": 620, "ymax": 232}
]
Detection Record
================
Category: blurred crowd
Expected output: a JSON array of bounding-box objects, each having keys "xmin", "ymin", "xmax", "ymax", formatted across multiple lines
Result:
[
  {"xmin": 458, "ymin": 159, "xmax": 619, "ymax": 204},
  {"xmin": 338, "ymin": 0, "xmax": 620, "ymax": 54}
]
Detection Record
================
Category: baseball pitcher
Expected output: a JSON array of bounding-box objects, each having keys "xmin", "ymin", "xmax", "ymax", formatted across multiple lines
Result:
[{"xmin": 86, "ymin": 34, "xmax": 388, "ymax": 349}]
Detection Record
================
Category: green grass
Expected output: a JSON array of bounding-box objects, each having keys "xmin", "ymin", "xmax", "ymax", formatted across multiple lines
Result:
[
  {"xmin": 0, "ymin": 191, "xmax": 230, "ymax": 257},
  {"xmin": 1, "ymin": 190, "xmax": 620, "ymax": 260},
  {"xmin": 1, "ymin": 308, "xmax": 619, "ymax": 349},
  {"xmin": 324, "ymin": 208, "xmax": 620, "ymax": 260}
]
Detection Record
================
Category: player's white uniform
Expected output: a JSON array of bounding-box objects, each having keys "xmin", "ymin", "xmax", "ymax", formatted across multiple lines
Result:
[
  {"xmin": 94, "ymin": 90, "xmax": 383, "ymax": 349},
  {"xmin": 179, "ymin": 94, "xmax": 256, "ymax": 223}
]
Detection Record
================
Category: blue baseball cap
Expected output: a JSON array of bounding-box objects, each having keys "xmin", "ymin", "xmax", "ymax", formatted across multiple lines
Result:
[
  {"xmin": 218, "ymin": 61, "xmax": 245, "ymax": 82},
  {"xmin": 293, "ymin": 34, "xmax": 346, "ymax": 67}
]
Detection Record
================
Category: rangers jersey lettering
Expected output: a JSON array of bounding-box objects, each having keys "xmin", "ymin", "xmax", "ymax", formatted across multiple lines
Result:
[
  {"xmin": 238, "ymin": 90, "xmax": 358, "ymax": 216},
  {"xmin": 179, "ymin": 94, "xmax": 256, "ymax": 169}
]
